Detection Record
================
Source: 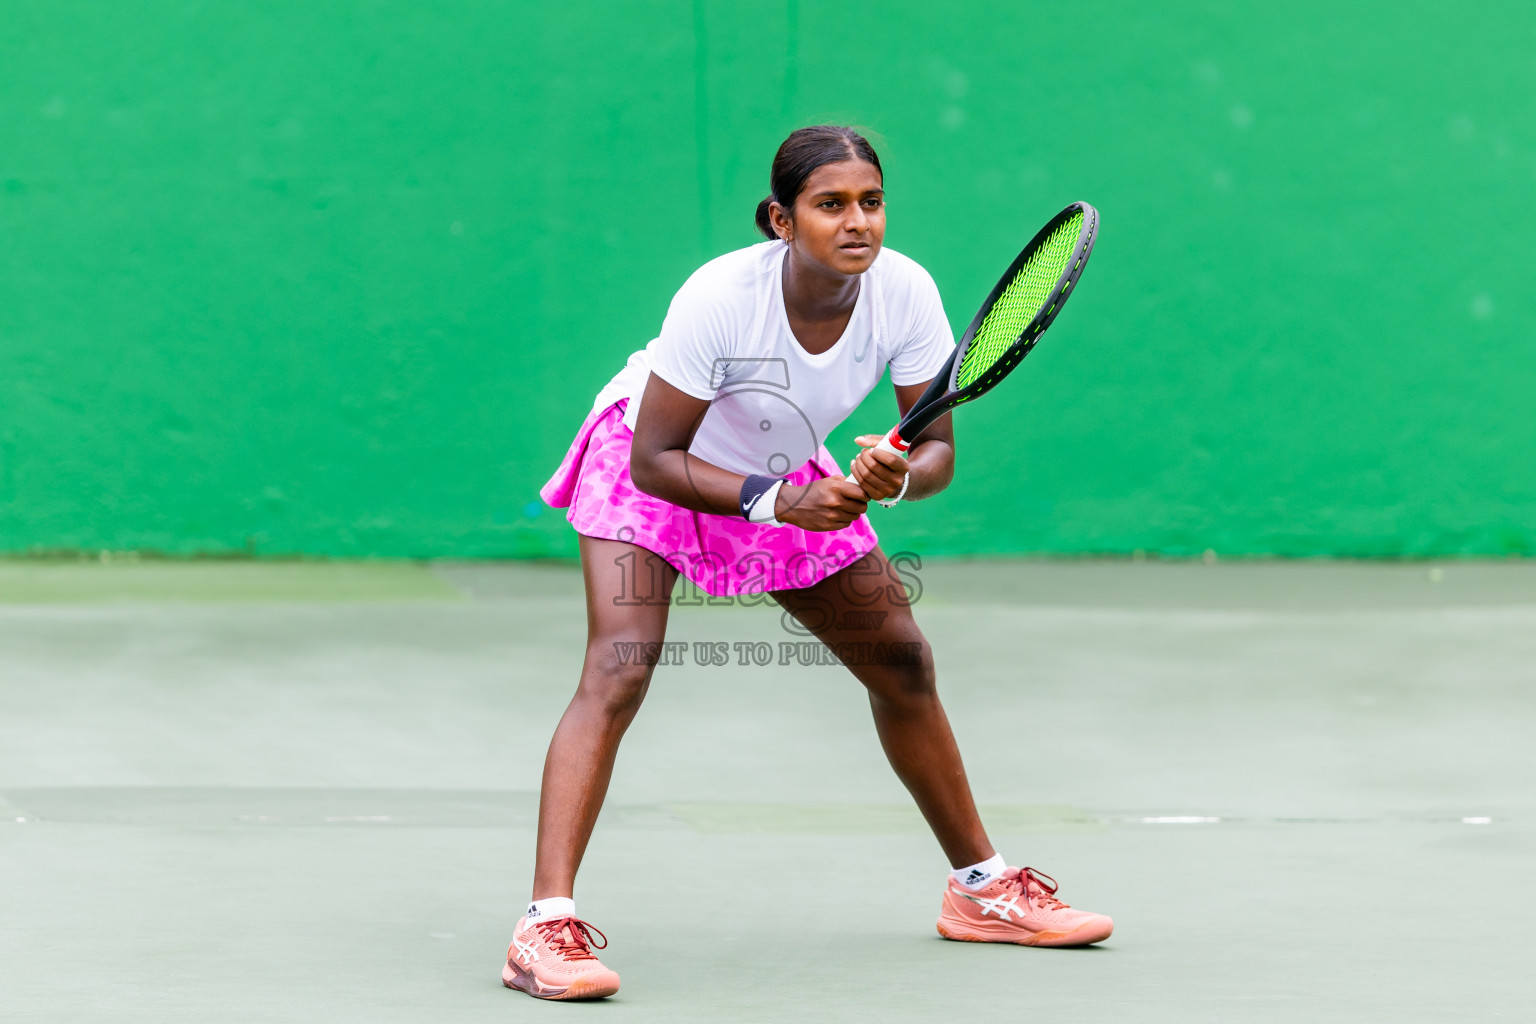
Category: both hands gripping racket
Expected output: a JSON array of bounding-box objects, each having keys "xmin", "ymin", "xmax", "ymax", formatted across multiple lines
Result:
[{"xmin": 849, "ymin": 201, "xmax": 1099, "ymax": 482}]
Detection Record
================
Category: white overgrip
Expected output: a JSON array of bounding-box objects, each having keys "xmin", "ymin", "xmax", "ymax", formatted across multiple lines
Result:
[{"xmin": 846, "ymin": 428, "xmax": 909, "ymax": 484}]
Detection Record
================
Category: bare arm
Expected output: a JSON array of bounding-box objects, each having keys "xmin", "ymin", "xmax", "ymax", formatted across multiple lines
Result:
[
  {"xmin": 848, "ymin": 378, "xmax": 956, "ymax": 502},
  {"xmin": 628, "ymin": 372, "xmax": 871, "ymax": 532}
]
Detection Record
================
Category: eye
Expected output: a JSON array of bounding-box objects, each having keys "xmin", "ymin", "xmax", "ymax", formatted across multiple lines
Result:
[{"xmin": 819, "ymin": 199, "xmax": 841, "ymax": 210}]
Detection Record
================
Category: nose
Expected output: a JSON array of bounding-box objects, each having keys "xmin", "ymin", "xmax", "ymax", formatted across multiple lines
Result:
[{"xmin": 845, "ymin": 205, "xmax": 869, "ymax": 234}]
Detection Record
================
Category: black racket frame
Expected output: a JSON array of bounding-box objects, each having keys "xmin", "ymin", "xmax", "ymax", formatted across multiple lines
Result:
[{"xmin": 891, "ymin": 200, "xmax": 1099, "ymax": 444}]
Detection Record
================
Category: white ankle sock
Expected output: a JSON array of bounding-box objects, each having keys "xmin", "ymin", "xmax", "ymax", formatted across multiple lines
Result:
[
  {"xmin": 526, "ymin": 896, "xmax": 576, "ymax": 922},
  {"xmin": 951, "ymin": 853, "xmax": 1006, "ymax": 890}
]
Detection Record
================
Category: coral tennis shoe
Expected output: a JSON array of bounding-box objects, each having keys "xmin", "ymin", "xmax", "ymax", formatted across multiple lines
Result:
[
  {"xmin": 502, "ymin": 915, "xmax": 621, "ymax": 1000},
  {"xmin": 937, "ymin": 866, "xmax": 1113, "ymax": 947}
]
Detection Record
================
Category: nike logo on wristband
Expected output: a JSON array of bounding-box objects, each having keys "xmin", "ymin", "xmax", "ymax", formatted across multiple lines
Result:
[{"xmin": 739, "ymin": 475, "xmax": 783, "ymax": 523}]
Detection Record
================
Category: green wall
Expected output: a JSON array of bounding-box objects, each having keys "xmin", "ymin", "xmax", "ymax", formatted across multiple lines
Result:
[{"xmin": 3, "ymin": 2, "xmax": 1533, "ymax": 559}]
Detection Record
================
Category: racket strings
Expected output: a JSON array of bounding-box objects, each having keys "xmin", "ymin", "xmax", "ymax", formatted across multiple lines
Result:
[{"xmin": 956, "ymin": 211, "xmax": 1083, "ymax": 389}]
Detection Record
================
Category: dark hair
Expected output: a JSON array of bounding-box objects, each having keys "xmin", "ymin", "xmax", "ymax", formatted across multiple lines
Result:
[{"xmin": 754, "ymin": 126, "xmax": 883, "ymax": 240}]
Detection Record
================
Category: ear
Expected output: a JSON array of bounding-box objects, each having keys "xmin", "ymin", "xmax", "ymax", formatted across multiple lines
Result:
[{"xmin": 768, "ymin": 201, "xmax": 793, "ymax": 242}]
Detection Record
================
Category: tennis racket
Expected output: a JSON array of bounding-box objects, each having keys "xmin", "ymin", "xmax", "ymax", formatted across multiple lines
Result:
[{"xmin": 848, "ymin": 200, "xmax": 1099, "ymax": 482}]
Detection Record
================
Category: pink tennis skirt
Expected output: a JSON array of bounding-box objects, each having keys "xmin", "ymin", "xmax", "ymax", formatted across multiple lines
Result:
[{"xmin": 540, "ymin": 400, "xmax": 879, "ymax": 596}]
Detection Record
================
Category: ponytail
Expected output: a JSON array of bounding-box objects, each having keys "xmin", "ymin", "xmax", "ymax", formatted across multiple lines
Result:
[{"xmin": 755, "ymin": 195, "xmax": 778, "ymax": 240}]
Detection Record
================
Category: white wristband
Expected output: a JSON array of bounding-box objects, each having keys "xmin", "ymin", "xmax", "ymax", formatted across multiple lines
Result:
[
  {"xmin": 877, "ymin": 472, "xmax": 910, "ymax": 508},
  {"xmin": 747, "ymin": 478, "xmax": 786, "ymax": 525}
]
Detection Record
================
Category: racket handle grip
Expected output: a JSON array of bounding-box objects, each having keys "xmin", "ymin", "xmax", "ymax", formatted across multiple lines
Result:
[{"xmin": 845, "ymin": 428, "xmax": 909, "ymax": 483}]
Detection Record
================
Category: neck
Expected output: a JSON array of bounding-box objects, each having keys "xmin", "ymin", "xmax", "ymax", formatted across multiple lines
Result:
[{"xmin": 781, "ymin": 246, "xmax": 860, "ymax": 321}]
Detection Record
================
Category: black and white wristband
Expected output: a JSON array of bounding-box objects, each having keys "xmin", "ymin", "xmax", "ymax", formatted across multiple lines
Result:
[{"xmin": 740, "ymin": 474, "xmax": 786, "ymax": 525}]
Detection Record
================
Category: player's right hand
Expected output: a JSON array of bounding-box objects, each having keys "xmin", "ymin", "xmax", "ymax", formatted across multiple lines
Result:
[{"xmin": 778, "ymin": 478, "xmax": 868, "ymax": 532}]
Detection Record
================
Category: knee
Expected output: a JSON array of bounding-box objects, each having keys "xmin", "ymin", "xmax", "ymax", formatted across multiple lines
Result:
[
  {"xmin": 577, "ymin": 645, "xmax": 653, "ymax": 721},
  {"xmin": 863, "ymin": 648, "xmax": 938, "ymax": 705}
]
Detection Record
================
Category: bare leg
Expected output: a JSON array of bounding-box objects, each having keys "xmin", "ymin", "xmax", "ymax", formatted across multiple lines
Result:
[
  {"xmin": 531, "ymin": 535, "xmax": 678, "ymax": 899},
  {"xmin": 772, "ymin": 548, "xmax": 994, "ymax": 869}
]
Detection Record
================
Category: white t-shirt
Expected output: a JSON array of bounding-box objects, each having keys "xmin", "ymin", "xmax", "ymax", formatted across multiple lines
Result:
[{"xmin": 591, "ymin": 240, "xmax": 954, "ymax": 478}]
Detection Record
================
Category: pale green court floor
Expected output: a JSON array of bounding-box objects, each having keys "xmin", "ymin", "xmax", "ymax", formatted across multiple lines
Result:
[{"xmin": 2, "ymin": 559, "xmax": 1533, "ymax": 1022}]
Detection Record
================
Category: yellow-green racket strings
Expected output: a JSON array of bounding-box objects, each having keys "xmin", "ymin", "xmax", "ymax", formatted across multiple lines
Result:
[{"xmin": 955, "ymin": 211, "xmax": 1083, "ymax": 390}]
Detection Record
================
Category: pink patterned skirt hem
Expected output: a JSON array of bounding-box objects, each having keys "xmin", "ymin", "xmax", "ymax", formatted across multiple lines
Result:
[{"xmin": 540, "ymin": 401, "xmax": 878, "ymax": 597}]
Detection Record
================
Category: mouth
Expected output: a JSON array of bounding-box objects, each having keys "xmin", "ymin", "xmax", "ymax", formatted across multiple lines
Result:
[{"xmin": 839, "ymin": 242, "xmax": 872, "ymax": 254}]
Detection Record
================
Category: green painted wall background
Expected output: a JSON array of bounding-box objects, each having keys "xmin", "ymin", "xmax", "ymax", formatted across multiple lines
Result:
[{"xmin": 3, "ymin": 2, "xmax": 1533, "ymax": 559}]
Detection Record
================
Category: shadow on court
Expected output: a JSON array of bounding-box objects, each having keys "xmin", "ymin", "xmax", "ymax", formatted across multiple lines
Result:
[{"xmin": 2, "ymin": 560, "xmax": 1531, "ymax": 1021}]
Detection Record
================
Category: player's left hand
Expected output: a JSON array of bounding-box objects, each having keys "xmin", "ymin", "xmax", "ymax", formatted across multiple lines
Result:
[{"xmin": 850, "ymin": 434, "xmax": 909, "ymax": 501}]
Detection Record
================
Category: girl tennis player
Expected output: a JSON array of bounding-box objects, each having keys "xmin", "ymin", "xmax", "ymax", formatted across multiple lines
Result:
[{"xmin": 503, "ymin": 126, "xmax": 1112, "ymax": 1001}]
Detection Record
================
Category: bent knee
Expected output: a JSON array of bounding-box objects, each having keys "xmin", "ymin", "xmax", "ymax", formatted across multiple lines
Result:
[
  {"xmin": 861, "ymin": 649, "xmax": 937, "ymax": 702},
  {"xmin": 578, "ymin": 643, "xmax": 655, "ymax": 718}
]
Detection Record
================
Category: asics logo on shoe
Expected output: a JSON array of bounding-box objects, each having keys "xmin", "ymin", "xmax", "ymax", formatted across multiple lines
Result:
[
  {"xmin": 513, "ymin": 936, "xmax": 540, "ymax": 964},
  {"xmin": 962, "ymin": 892, "xmax": 1028, "ymax": 921}
]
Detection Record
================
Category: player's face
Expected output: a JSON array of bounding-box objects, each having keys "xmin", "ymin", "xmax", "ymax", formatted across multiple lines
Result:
[{"xmin": 787, "ymin": 160, "xmax": 885, "ymax": 276}]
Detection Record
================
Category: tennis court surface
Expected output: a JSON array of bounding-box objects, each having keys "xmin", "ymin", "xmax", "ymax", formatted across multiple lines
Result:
[{"xmin": 3, "ymin": 559, "xmax": 1530, "ymax": 1021}]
